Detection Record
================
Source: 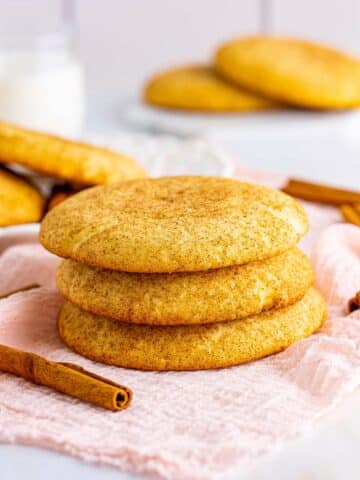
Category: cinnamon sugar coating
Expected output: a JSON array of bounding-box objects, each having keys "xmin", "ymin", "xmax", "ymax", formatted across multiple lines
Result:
[{"xmin": 40, "ymin": 176, "xmax": 308, "ymax": 273}]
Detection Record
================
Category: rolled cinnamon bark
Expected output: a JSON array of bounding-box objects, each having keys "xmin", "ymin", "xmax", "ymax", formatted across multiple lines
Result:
[
  {"xmin": 349, "ymin": 291, "xmax": 360, "ymax": 313},
  {"xmin": 0, "ymin": 344, "xmax": 132, "ymax": 411},
  {"xmin": 341, "ymin": 204, "xmax": 360, "ymax": 227},
  {"xmin": 282, "ymin": 179, "xmax": 360, "ymax": 205}
]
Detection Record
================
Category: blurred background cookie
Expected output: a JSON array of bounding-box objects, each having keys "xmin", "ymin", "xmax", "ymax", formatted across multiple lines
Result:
[
  {"xmin": 0, "ymin": 167, "xmax": 44, "ymax": 226},
  {"xmin": 144, "ymin": 65, "xmax": 276, "ymax": 112},
  {"xmin": 0, "ymin": 122, "xmax": 147, "ymax": 185},
  {"xmin": 215, "ymin": 36, "xmax": 360, "ymax": 109}
]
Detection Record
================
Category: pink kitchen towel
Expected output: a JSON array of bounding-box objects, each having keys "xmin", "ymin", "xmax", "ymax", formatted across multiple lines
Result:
[{"xmin": 0, "ymin": 168, "xmax": 360, "ymax": 480}]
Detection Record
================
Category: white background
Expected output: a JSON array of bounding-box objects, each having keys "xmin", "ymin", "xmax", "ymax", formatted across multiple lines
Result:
[
  {"xmin": 75, "ymin": 0, "xmax": 360, "ymax": 95},
  {"xmin": 2, "ymin": 0, "xmax": 360, "ymax": 95}
]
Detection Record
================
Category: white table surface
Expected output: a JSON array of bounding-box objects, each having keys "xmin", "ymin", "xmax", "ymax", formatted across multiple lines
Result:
[{"xmin": 2, "ymin": 97, "xmax": 360, "ymax": 480}]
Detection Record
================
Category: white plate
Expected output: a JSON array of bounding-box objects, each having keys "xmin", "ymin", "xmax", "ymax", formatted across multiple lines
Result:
[{"xmin": 122, "ymin": 100, "xmax": 360, "ymax": 140}]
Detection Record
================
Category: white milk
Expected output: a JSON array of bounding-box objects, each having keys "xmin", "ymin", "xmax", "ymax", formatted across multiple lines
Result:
[{"xmin": 0, "ymin": 49, "xmax": 85, "ymax": 136}]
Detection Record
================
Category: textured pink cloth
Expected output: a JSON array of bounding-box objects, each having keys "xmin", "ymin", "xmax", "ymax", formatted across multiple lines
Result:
[{"xmin": 0, "ymin": 168, "xmax": 360, "ymax": 480}]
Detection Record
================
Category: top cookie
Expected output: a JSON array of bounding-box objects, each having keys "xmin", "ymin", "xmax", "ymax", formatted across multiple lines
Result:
[
  {"xmin": 215, "ymin": 36, "xmax": 360, "ymax": 109},
  {"xmin": 0, "ymin": 168, "xmax": 44, "ymax": 226},
  {"xmin": 0, "ymin": 122, "xmax": 147, "ymax": 185},
  {"xmin": 144, "ymin": 65, "xmax": 275, "ymax": 112},
  {"xmin": 40, "ymin": 176, "xmax": 308, "ymax": 273}
]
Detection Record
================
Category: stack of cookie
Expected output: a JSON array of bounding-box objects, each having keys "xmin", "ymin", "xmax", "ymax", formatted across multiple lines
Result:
[
  {"xmin": 40, "ymin": 176, "xmax": 326, "ymax": 371},
  {"xmin": 144, "ymin": 36, "xmax": 360, "ymax": 112}
]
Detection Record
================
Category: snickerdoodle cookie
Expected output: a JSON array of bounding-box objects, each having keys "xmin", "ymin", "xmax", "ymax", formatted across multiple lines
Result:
[
  {"xmin": 144, "ymin": 65, "xmax": 275, "ymax": 112},
  {"xmin": 58, "ymin": 288, "xmax": 326, "ymax": 371},
  {"xmin": 0, "ymin": 167, "xmax": 44, "ymax": 226},
  {"xmin": 0, "ymin": 121, "xmax": 146, "ymax": 185},
  {"xmin": 40, "ymin": 176, "xmax": 308, "ymax": 273},
  {"xmin": 215, "ymin": 36, "xmax": 360, "ymax": 109},
  {"xmin": 57, "ymin": 248, "xmax": 313, "ymax": 325}
]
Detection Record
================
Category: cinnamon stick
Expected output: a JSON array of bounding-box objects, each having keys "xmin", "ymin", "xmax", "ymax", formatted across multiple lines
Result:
[
  {"xmin": 282, "ymin": 178, "xmax": 360, "ymax": 205},
  {"xmin": 0, "ymin": 344, "xmax": 132, "ymax": 411},
  {"xmin": 341, "ymin": 204, "xmax": 360, "ymax": 227},
  {"xmin": 349, "ymin": 291, "xmax": 360, "ymax": 313}
]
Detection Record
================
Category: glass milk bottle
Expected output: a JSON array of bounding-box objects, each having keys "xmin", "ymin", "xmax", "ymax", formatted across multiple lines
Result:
[{"xmin": 0, "ymin": 0, "xmax": 85, "ymax": 136}]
